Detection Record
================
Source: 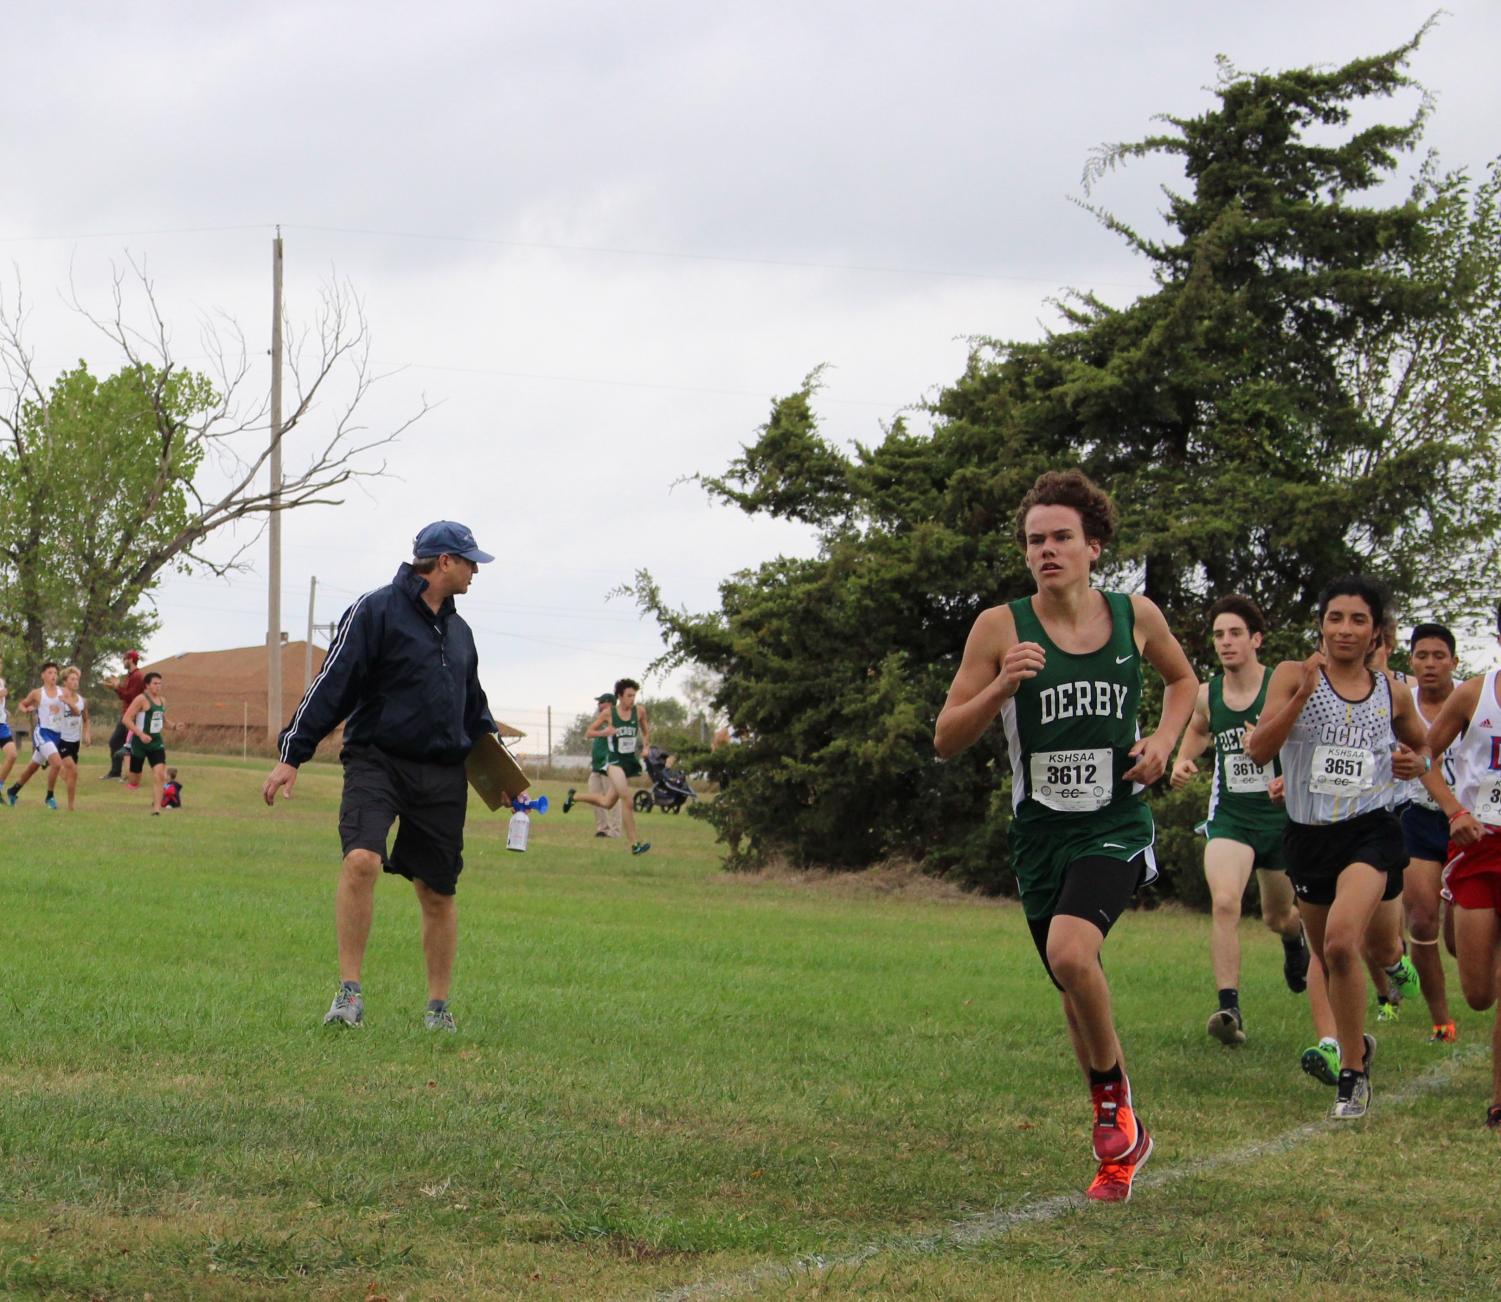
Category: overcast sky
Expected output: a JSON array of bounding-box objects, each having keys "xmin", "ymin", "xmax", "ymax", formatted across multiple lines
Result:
[{"xmin": 3, "ymin": 2, "xmax": 1496, "ymax": 743}]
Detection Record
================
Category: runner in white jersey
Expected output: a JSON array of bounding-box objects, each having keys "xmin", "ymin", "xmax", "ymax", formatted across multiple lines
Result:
[
  {"xmin": 1411, "ymin": 655, "xmax": 1501, "ymax": 1129},
  {"xmin": 47, "ymin": 667, "xmax": 90, "ymax": 811},
  {"xmin": 1397, "ymin": 623, "xmax": 1462, "ymax": 1041},
  {"xmin": 7, "ymin": 662, "xmax": 67, "ymax": 809},
  {"xmin": 1247, "ymin": 577, "xmax": 1430, "ymax": 1119},
  {"xmin": 0, "ymin": 662, "xmax": 17, "ymax": 792}
]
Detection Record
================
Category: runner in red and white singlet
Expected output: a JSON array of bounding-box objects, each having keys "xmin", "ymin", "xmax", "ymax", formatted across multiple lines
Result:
[{"xmin": 1416, "ymin": 657, "xmax": 1501, "ymax": 1130}]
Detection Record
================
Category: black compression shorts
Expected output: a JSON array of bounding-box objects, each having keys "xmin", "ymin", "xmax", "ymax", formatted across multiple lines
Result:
[{"xmin": 1026, "ymin": 851, "xmax": 1150, "ymax": 991}]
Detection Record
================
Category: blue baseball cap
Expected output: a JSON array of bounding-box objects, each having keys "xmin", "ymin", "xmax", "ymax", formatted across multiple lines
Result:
[{"xmin": 412, "ymin": 520, "xmax": 494, "ymax": 564}]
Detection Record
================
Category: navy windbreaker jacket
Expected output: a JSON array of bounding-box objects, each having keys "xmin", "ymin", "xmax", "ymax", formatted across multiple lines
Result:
[{"xmin": 278, "ymin": 564, "xmax": 496, "ymax": 767}]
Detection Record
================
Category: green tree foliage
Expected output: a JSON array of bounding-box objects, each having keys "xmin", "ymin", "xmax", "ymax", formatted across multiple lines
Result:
[
  {"xmin": 636, "ymin": 28, "xmax": 1501, "ymax": 890},
  {"xmin": 559, "ymin": 709, "xmax": 601, "ymax": 757},
  {"xmin": 0, "ymin": 363, "xmax": 212, "ymax": 673}
]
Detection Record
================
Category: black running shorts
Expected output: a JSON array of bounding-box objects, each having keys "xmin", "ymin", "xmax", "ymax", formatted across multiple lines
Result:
[
  {"xmin": 128, "ymin": 745, "xmax": 166, "ymax": 773},
  {"xmin": 56, "ymin": 739, "xmax": 81, "ymax": 762},
  {"xmin": 1283, "ymin": 809, "xmax": 1406, "ymax": 907},
  {"xmin": 1026, "ymin": 851, "xmax": 1150, "ymax": 991},
  {"xmin": 338, "ymin": 744, "xmax": 469, "ymax": 896}
]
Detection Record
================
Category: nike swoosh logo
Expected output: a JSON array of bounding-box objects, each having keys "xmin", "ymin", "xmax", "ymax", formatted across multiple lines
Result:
[
  {"xmin": 1102, "ymin": 842, "xmax": 1126, "ymax": 849},
  {"xmin": 1115, "ymin": 654, "xmax": 1132, "ymax": 664}
]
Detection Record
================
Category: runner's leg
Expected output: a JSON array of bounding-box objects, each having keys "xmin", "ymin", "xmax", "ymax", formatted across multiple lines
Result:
[
  {"xmin": 1305, "ymin": 947, "xmax": 1337, "ymax": 1042},
  {"xmin": 1046, "ymin": 916, "xmax": 1124, "ymax": 1072},
  {"xmin": 587, "ymin": 770, "xmax": 614, "ymax": 835},
  {"xmin": 1454, "ymin": 905, "xmax": 1500, "ymax": 1012},
  {"xmin": 1256, "ymin": 867, "xmax": 1302, "ymax": 939},
  {"xmin": 1404, "ymin": 857, "xmax": 1452, "ymax": 1026},
  {"xmin": 1204, "ymin": 838, "xmax": 1255, "ymax": 993},
  {"xmin": 609, "ymin": 764, "xmax": 638, "ymax": 843},
  {"xmin": 1363, "ymin": 896, "xmax": 1404, "ymax": 1014},
  {"xmin": 1320, "ymin": 865, "xmax": 1390, "ymax": 1070},
  {"xmin": 0, "ymin": 740, "xmax": 15, "ymax": 784}
]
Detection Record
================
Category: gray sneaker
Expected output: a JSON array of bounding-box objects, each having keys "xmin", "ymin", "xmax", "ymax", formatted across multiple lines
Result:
[
  {"xmin": 1330, "ymin": 1069, "xmax": 1371, "ymax": 1119},
  {"xmin": 323, "ymin": 986, "xmax": 364, "ymax": 1027},
  {"xmin": 423, "ymin": 1007, "xmax": 456, "ymax": 1032}
]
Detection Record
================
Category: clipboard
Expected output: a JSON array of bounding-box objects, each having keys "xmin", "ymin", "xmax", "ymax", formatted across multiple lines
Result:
[{"xmin": 466, "ymin": 732, "xmax": 531, "ymax": 811}]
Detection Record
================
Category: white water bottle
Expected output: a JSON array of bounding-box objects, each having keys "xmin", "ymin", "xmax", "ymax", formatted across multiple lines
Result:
[{"xmin": 506, "ymin": 807, "xmax": 530, "ymax": 853}]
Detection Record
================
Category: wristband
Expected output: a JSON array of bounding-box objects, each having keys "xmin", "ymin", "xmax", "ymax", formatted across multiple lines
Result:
[{"xmin": 1449, "ymin": 808, "xmax": 1470, "ymax": 825}]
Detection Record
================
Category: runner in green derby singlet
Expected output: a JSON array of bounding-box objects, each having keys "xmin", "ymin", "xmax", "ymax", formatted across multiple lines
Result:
[
  {"xmin": 936, "ymin": 469, "xmax": 1198, "ymax": 1206},
  {"xmin": 1170, "ymin": 596, "xmax": 1312, "ymax": 1055}
]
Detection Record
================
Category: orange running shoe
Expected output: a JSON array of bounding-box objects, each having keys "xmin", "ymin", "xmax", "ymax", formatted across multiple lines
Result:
[
  {"xmin": 1086, "ymin": 1122, "xmax": 1153, "ymax": 1203},
  {"xmin": 1090, "ymin": 1077, "xmax": 1139, "ymax": 1162},
  {"xmin": 1429, "ymin": 1021, "xmax": 1458, "ymax": 1044}
]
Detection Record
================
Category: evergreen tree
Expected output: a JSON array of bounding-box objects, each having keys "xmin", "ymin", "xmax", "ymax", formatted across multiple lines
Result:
[{"xmin": 638, "ymin": 27, "xmax": 1501, "ymax": 887}]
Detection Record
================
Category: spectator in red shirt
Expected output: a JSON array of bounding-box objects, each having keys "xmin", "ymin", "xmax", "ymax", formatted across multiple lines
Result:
[{"xmin": 99, "ymin": 650, "xmax": 146, "ymax": 781}]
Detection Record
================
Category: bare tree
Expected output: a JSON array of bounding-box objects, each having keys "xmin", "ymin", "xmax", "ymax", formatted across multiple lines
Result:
[{"xmin": 0, "ymin": 257, "xmax": 429, "ymax": 677}]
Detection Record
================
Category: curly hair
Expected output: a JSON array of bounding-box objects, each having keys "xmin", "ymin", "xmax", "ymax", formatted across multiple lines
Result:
[
  {"xmin": 1207, "ymin": 594, "xmax": 1266, "ymax": 639},
  {"xmin": 1013, "ymin": 469, "xmax": 1118, "ymax": 552}
]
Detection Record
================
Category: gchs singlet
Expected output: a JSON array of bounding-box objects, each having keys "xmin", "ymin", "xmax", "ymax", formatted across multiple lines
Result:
[{"xmin": 1281, "ymin": 670, "xmax": 1396, "ymax": 825}]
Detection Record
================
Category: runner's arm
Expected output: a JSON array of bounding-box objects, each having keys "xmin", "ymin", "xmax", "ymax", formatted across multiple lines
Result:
[
  {"xmin": 1244, "ymin": 659, "xmax": 1318, "ymax": 767},
  {"xmin": 1389, "ymin": 679, "xmax": 1432, "ymax": 776},
  {"xmin": 934, "ymin": 606, "xmax": 1031, "ymax": 759},
  {"xmin": 1417, "ymin": 678, "xmax": 1482, "ymax": 826},
  {"xmin": 637, "ymin": 704, "xmax": 650, "ymax": 751},
  {"xmin": 1125, "ymin": 596, "xmax": 1197, "ymax": 783},
  {"xmin": 1170, "ymin": 682, "xmax": 1212, "ymax": 788}
]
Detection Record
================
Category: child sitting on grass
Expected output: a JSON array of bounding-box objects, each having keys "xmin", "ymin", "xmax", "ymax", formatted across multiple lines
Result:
[{"xmin": 161, "ymin": 767, "xmax": 183, "ymax": 810}]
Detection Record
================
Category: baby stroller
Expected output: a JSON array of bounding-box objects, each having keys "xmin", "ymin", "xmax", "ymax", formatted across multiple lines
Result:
[{"xmin": 632, "ymin": 746, "xmax": 696, "ymax": 814}]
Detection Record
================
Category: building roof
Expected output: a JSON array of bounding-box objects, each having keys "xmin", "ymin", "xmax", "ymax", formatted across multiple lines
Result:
[{"xmin": 139, "ymin": 642, "xmax": 524, "ymax": 738}]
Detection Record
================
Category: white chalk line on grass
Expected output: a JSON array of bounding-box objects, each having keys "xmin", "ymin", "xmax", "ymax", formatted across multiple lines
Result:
[{"xmin": 645, "ymin": 1044, "xmax": 1486, "ymax": 1302}]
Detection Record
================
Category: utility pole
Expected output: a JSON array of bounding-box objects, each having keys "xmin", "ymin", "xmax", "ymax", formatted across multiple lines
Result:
[
  {"xmin": 266, "ymin": 228, "xmax": 284, "ymax": 742},
  {"xmin": 547, "ymin": 705, "xmax": 553, "ymax": 768},
  {"xmin": 304, "ymin": 575, "xmax": 317, "ymax": 692}
]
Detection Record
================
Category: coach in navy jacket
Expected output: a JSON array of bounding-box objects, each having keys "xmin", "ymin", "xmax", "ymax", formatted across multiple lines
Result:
[{"xmin": 262, "ymin": 520, "xmax": 499, "ymax": 1033}]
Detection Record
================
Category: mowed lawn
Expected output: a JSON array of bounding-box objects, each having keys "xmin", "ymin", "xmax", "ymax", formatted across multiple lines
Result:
[{"xmin": 1, "ymin": 755, "xmax": 1498, "ymax": 1300}]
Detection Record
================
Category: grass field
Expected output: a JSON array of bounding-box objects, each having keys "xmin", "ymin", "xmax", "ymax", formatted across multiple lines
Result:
[{"xmin": 1, "ymin": 754, "xmax": 1498, "ymax": 1300}]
